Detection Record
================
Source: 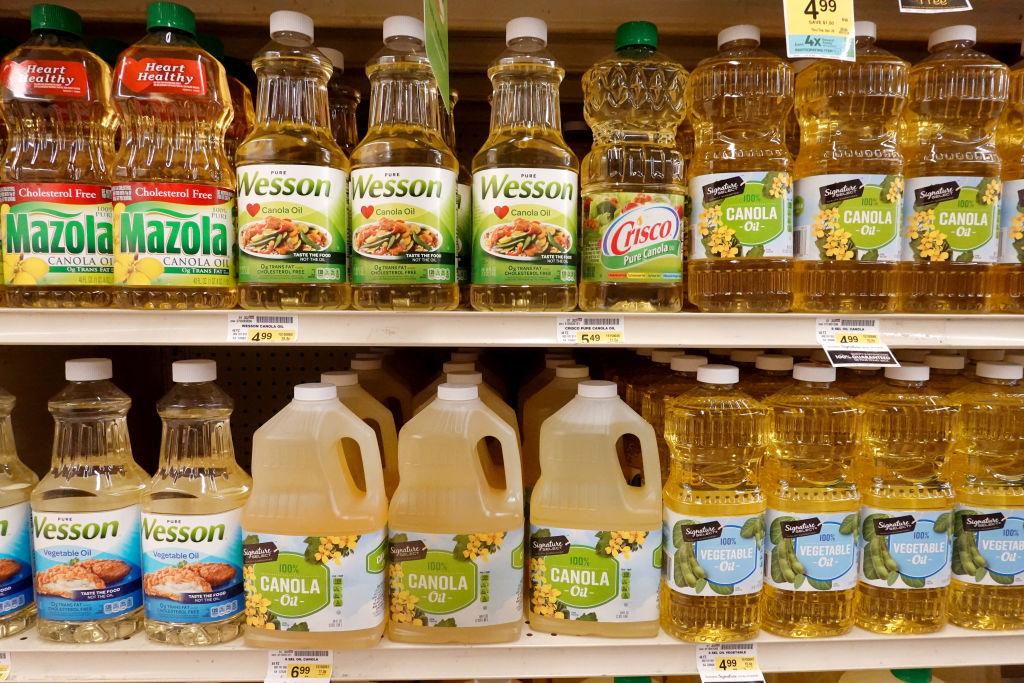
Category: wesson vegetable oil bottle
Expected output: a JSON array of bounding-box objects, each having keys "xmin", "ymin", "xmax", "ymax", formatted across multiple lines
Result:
[
  {"xmin": 898, "ymin": 26, "xmax": 1009, "ymax": 313},
  {"xmin": 0, "ymin": 4, "xmax": 117, "ymax": 308},
  {"xmin": 687, "ymin": 25, "xmax": 794, "ymax": 312},
  {"xmin": 855, "ymin": 364, "xmax": 957, "ymax": 634},
  {"xmin": 243, "ymin": 383, "xmax": 387, "ymax": 649},
  {"xmin": 31, "ymin": 358, "xmax": 148, "ymax": 642},
  {"xmin": 762, "ymin": 363, "xmax": 862, "ymax": 637},
  {"xmin": 946, "ymin": 361, "xmax": 1024, "ymax": 629},
  {"xmin": 661, "ymin": 364, "xmax": 766, "ymax": 642},
  {"xmin": 580, "ymin": 21, "xmax": 688, "ymax": 312},
  {"xmin": 529, "ymin": 381, "xmax": 662, "ymax": 636},
  {"xmin": 994, "ymin": 42, "xmax": 1024, "ymax": 313},
  {"xmin": 111, "ymin": 2, "xmax": 236, "ymax": 309},
  {"xmin": 141, "ymin": 360, "xmax": 251, "ymax": 645},
  {"xmin": 349, "ymin": 16, "xmax": 459, "ymax": 311},
  {"xmin": 318, "ymin": 48, "xmax": 361, "ymax": 156},
  {"xmin": 388, "ymin": 383, "xmax": 524, "ymax": 643},
  {"xmin": 471, "ymin": 18, "xmax": 579, "ymax": 312},
  {"xmin": 440, "ymin": 90, "xmax": 472, "ymax": 307},
  {"xmin": 792, "ymin": 21, "xmax": 909, "ymax": 313},
  {"xmin": 523, "ymin": 364, "xmax": 590, "ymax": 491}
]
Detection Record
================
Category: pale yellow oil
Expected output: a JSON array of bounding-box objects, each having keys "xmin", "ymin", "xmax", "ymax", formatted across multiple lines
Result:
[
  {"xmin": 994, "ymin": 57, "xmax": 1024, "ymax": 313},
  {"xmin": 224, "ymin": 76, "xmax": 254, "ymax": 164},
  {"xmin": 639, "ymin": 364, "xmax": 702, "ymax": 478},
  {"xmin": 522, "ymin": 367, "xmax": 590, "ymax": 490},
  {"xmin": 927, "ymin": 367, "xmax": 971, "ymax": 395},
  {"xmin": 742, "ymin": 368, "xmax": 792, "ymax": 401},
  {"xmin": 350, "ymin": 360, "xmax": 413, "ymax": 427},
  {"xmin": 326, "ymin": 375, "xmax": 400, "ymax": 499},
  {"xmin": 326, "ymin": 70, "xmax": 361, "ymax": 157},
  {"xmin": 835, "ymin": 367, "xmax": 883, "ymax": 397},
  {"xmin": 0, "ymin": 389, "xmax": 38, "ymax": 637}
]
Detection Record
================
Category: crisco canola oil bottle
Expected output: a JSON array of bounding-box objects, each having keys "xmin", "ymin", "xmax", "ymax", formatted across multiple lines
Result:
[
  {"xmin": 318, "ymin": 48, "xmax": 361, "ymax": 156},
  {"xmin": 111, "ymin": 2, "xmax": 236, "ymax": 309},
  {"xmin": 1, "ymin": 4, "xmax": 117, "ymax": 308},
  {"xmin": 994, "ymin": 43, "xmax": 1024, "ymax": 312},
  {"xmin": 0, "ymin": 386, "xmax": 38, "ymax": 638}
]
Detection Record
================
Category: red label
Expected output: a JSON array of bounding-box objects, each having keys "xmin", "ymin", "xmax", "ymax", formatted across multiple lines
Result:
[
  {"xmin": 1, "ymin": 59, "xmax": 89, "ymax": 99},
  {"xmin": 112, "ymin": 182, "xmax": 232, "ymax": 206},
  {"xmin": 0, "ymin": 183, "xmax": 110, "ymax": 205},
  {"xmin": 116, "ymin": 57, "xmax": 206, "ymax": 97}
]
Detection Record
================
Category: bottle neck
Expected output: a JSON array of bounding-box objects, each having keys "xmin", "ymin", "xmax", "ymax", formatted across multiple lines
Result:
[
  {"xmin": 157, "ymin": 411, "xmax": 235, "ymax": 473},
  {"xmin": 886, "ymin": 378, "xmax": 925, "ymax": 389},
  {"xmin": 367, "ymin": 70, "xmax": 442, "ymax": 132},
  {"xmin": 0, "ymin": 414, "xmax": 16, "ymax": 465},
  {"xmin": 977, "ymin": 376, "xmax": 1018, "ymax": 387},
  {"xmin": 489, "ymin": 67, "xmax": 563, "ymax": 134},
  {"xmin": 255, "ymin": 35, "xmax": 332, "ymax": 130}
]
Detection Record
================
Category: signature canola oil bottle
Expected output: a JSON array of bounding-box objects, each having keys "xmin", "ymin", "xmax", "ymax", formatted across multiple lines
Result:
[{"xmin": 994, "ymin": 43, "xmax": 1024, "ymax": 313}]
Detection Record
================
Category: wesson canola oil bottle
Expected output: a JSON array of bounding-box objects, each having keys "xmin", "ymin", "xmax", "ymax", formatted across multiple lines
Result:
[
  {"xmin": 994, "ymin": 42, "xmax": 1024, "ymax": 313},
  {"xmin": 0, "ymin": 386, "xmax": 38, "ymax": 637},
  {"xmin": 318, "ymin": 47, "xmax": 361, "ymax": 157},
  {"xmin": 0, "ymin": 4, "xmax": 117, "ymax": 308},
  {"xmin": 235, "ymin": 12, "xmax": 349, "ymax": 310}
]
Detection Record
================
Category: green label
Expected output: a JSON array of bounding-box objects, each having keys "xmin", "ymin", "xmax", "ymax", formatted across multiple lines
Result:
[
  {"xmin": 236, "ymin": 164, "xmax": 347, "ymax": 284},
  {"xmin": 581, "ymin": 192, "xmax": 685, "ymax": 283},
  {"xmin": 690, "ymin": 171, "xmax": 793, "ymax": 259},
  {"xmin": 400, "ymin": 549, "xmax": 477, "ymax": 614},
  {"xmin": 901, "ymin": 176, "xmax": 1001, "ymax": 263},
  {"xmin": 794, "ymin": 174, "xmax": 903, "ymax": 262},
  {"xmin": 251, "ymin": 550, "xmax": 330, "ymax": 618},
  {"xmin": 456, "ymin": 182, "xmax": 471, "ymax": 284}
]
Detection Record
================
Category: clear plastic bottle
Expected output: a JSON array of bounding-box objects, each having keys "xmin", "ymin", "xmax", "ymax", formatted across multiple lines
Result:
[
  {"xmin": 31, "ymin": 358, "xmax": 148, "ymax": 642},
  {"xmin": 639, "ymin": 354, "xmax": 708, "ymax": 479},
  {"xmin": 579, "ymin": 21, "xmax": 688, "ymax": 312},
  {"xmin": 792, "ymin": 22, "xmax": 909, "ymax": 313},
  {"xmin": 836, "ymin": 366, "xmax": 884, "ymax": 397},
  {"xmin": 350, "ymin": 356, "xmax": 413, "ymax": 427},
  {"xmin": 417, "ymin": 371, "xmax": 519, "ymax": 440},
  {"xmin": 855, "ymin": 364, "xmax": 958, "ymax": 634},
  {"xmin": 729, "ymin": 349, "xmax": 765, "ymax": 373},
  {"xmin": 412, "ymin": 361, "xmax": 475, "ymax": 410},
  {"xmin": 440, "ymin": 90, "xmax": 473, "ymax": 307},
  {"xmin": 349, "ymin": 16, "xmax": 459, "ymax": 311},
  {"xmin": 523, "ymin": 365, "xmax": 590, "ymax": 490},
  {"xmin": 530, "ymin": 381, "xmax": 662, "ymax": 636},
  {"xmin": 994, "ymin": 42, "xmax": 1024, "ymax": 313},
  {"xmin": 318, "ymin": 47, "xmax": 361, "ymax": 156},
  {"xmin": 1, "ymin": 4, "xmax": 117, "ymax": 308},
  {"xmin": 965, "ymin": 349, "xmax": 1005, "ymax": 379},
  {"xmin": 661, "ymin": 364, "xmax": 766, "ymax": 642},
  {"xmin": 196, "ymin": 34, "xmax": 254, "ymax": 164},
  {"xmin": 762, "ymin": 363, "xmax": 862, "ymax": 637},
  {"xmin": 687, "ymin": 25, "xmax": 794, "ymax": 313},
  {"xmin": 923, "ymin": 354, "xmax": 970, "ymax": 394},
  {"xmin": 898, "ymin": 25, "xmax": 1009, "ymax": 313},
  {"xmin": 517, "ymin": 356, "xmax": 575, "ymax": 415},
  {"xmin": 625, "ymin": 349, "xmax": 681, "ymax": 414},
  {"xmin": 742, "ymin": 354, "xmax": 795, "ymax": 400},
  {"xmin": 142, "ymin": 360, "xmax": 250, "ymax": 645},
  {"xmin": 111, "ymin": 2, "xmax": 236, "ymax": 309}
]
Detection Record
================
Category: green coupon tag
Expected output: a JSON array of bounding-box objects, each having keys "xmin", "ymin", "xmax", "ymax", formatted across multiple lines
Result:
[{"xmin": 424, "ymin": 0, "xmax": 450, "ymax": 112}]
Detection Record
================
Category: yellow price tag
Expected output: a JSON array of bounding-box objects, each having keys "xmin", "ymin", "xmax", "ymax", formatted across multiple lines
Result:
[
  {"xmin": 287, "ymin": 664, "xmax": 331, "ymax": 679},
  {"xmin": 783, "ymin": 0, "xmax": 855, "ymax": 60},
  {"xmin": 576, "ymin": 331, "xmax": 623, "ymax": 344},
  {"xmin": 249, "ymin": 328, "xmax": 297, "ymax": 343},
  {"xmin": 715, "ymin": 656, "xmax": 758, "ymax": 672},
  {"xmin": 834, "ymin": 332, "xmax": 880, "ymax": 345}
]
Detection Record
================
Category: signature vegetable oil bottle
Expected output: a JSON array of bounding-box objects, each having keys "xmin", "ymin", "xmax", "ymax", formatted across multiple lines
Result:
[
  {"xmin": 792, "ymin": 22, "xmax": 908, "ymax": 313},
  {"xmin": 687, "ymin": 25, "xmax": 794, "ymax": 312},
  {"xmin": 318, "ymin": 48, "xmax": 361, "ymax": 156},
  {"xmin": 349, "ymin": 16, "xmax": 459, "ymax": 311},
  {"xmin": 661, "ymin": 364, "xmax": 766, "ymax": 642},
  {"xmin": 440, "ymin": 90, "xmax": 473, "ymax": 307},
  {"xmin": 579, "ymin": 21, "xmax": 688, "ymax": 312},
  {"xmin": 1, "ymin": 4, "xmax": 117, "ymax": 308},
  {"xmin": 639, "ymin": 354, "xmax": 708, "ymax": 478},
  {"xmin": 994, "ymin": 43, "xmax": 1024, "ymax": 312},
  {"xmin": 855, "ymin": 364, "xmax": 957, "ymax": 634},
  {"xmin": 898, "ymin": 26, "xmax": 1008, "ymax": 313},
  {"xmin": 471, "ymin": 18, "xmax": 579, "ymax": 312},
  {"xmin": 111, "ymin": 2, "xmax": 236, "ymax": 309}
]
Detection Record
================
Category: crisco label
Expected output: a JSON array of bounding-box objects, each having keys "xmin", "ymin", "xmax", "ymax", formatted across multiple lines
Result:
[
  {"xmin": 456, "ymin": 182, "xmax": 471, "ymax": 285},
  {"xmin": 388, "ymin": 528, "xmax": 524, "ymax": 628},
  {"xmin": 794, "ymin": 174, "xmax": 903, "ymax": 262},
  {"xmin": 112, "ymin": 183, "xmax": 234, "ymax": 288},
  {"xmin": 471, "ymin": 168, "xmax": 578, "ymax": 286},
  {"xmin": 528, "ymin": 525, "xmax": 660, "ymax": 623},
  {"xmin": 242, "ymin": 530, "xmax": 386, "ymax": 632},
  {"xmin": 998, "ymin": 179, "xmax": 1024, "ymax": 264},
  {"xmin": 116, "ymin": 56, "xmax": 206, "ymax": 97},
  {"xmin": 581, "ymin": 191, "xmax": 685, "ymax": 283},
  {"xmin": 901, "ymin": 176, "xmax": 1001, "ymax": 264},
  {"xmin": 1, "ymin": 183, "xmax": 114, "ymax": 286},
  {"xmin": 859, "ymin": 507, "xmax": 952, "ymax": 589},
  {"xmin": 0, "ymin": 502, "xmax": 34, "ymax": 618},
  {"xmin": 690, "ymin": 171, "xmax": 793, "ymax": 259},
  {"xmin": 952, "ymin": 506, "xmax": 1024, "ymax": 586},
  {"xmin": 765, "ymin": 510, "xmax": 858, "ymax": 592},
  {"xmin": 1, "ymin": 59, "xmax": 89, "ymax": 98},
  {"xmin": 31, "ymin": 506, "xmax": 143, "ymax": 621},
  {"xmin": 663, "ymin": 508, "xmax": 765, "ymax": 597},
  {"xmin": 236, "ymin": 165, "xmax": 347, "ymax": 284},
  {"xmin": 349, "ymin": 166, "xmax": 457, "ymax": 285},
  {"xmin": 142, "ymin": 509, "xmax": 244, "ymax": 624}
]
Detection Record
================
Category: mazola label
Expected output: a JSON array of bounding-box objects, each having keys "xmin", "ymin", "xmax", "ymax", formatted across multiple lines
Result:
[
  {"xmin": 901, "ymin": 176, "xmax": 1002, "ymax": 264},
  {"xmin": 664, "ymin": 509, "xmax": 765, "ymax": 597},
  {"xmin": 859, "ymin": 507, "xmax": 952, "ymax": 589},
  {"xmin": 117, "ymin": 57, "xmax": 206, "ymax": 97},
  {"xmin": 1, "ymin": 59, "xmax": 89, "ymax": 99},
  {"xmin": 581, "ymin": 192, "xmax": 685, "ymax": 283}
]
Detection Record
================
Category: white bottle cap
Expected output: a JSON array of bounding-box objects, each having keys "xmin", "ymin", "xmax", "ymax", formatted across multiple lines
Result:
[
  {"xmin": 442, "ymin": 361, "xmax": 475, "ymax": 374},
  {"xmin": 671, "ymin": 355, "xmax": 709, "ymax": 373},
  {"xmin": 652, "ymin": 349, "xmax": 682, "ymax": 364},
  {"xmin": 718, "ymin": 24, "xmax": 760, "ymax": 49},
  {"xmin": 924, "ymin": 354, "xmax": 966, "ymax": 371},
  {"xmin": 66, "ymin": 358, "xmax": 112, "ymax": 382},
  {"xmin": 545, "ymin": 358, "xmax": 575, "ymax": 369},
  {"xmin": 730, "ymin": 349, "xmax": 763, "ymax": 364},
  {"xmin": 895, "ymin": 349, "xmax": 929, "ymax": 363},
  {"xmin": 885, "ymin": 363, "xmax": 930, "ymax": 382},
  {"xmin": 810, "ymin": 349, "xmax": 830, "ymax": 364},
  {"xmin": 555, "ymin": 365, "xmax": 590, "ymax": 379},
  {"xmin": 697, "ymin": 364, "xmax": 740, "ymax": 385},
  {"xmin": 318, "ymin": 47, "xmax": 344, "ymax": 70},
  {"xmin": 968, "ymin": 349, "xmax": 1005, "ymax": 362},
  {"xmin": 636, "ymin": 349, "xmax": 653, "ymax": 358},
  {"xmin": 294, "ymin": 383, "xmax": 337, "ymax": 401},
  {"xmin": 976, "ymin": 361, "xmax": 1024, "ymax": 381},
  {"xmin": 438, "ymin": 383, "xmax": 478, "ymax": 401},
  {"xmin": 350, "ymin": 358, "xmax": 382, "ymax": 370},
  {"xmin": 384, "ymin": 15, "xmax": 425, "ymax": 42},
  {"xmin": 321, "ymin": 370, "xmax": 359, "ymax": 387},
  {"xmin": 450, "ymin": 351, "xmax": 480, "ymax": 362},
  {"xmin": 578, "ymin": 380, "xmax": 618, "ymax": 399},
  {"xmin": 855, "ymin": 21, "xmax": 877, "ymax": 39},
  {"xmin": 447, "ymin": 371, "xmax": 483, "ymax": 385},
  {"xmin": 755, "ymin": 354, "xmax": 794, "ymax": 372},
  {"xmin": 1005, "ymin": 352, "xmax": 1024, "ymax": 365},
  {"xmin": 793, "ymin": 362, "xmax": 836, "ymax": 383},
  {"xmin": 928, "ymin": 25, "xmax": 976, "ymax": 50},
  {"xmin": 270, "ymin": 10, "xmax": 314, "ymax": 40},
  {"xmin": 172, "ymin": 359, "xmax": 216, "ymax": 383},
  {"xmin": 506, "ymin": 17, "xmax": 547, "ymax": 46}
]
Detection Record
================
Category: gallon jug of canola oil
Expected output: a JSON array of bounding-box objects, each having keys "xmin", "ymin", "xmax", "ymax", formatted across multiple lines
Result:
[
  {"xmin": 523, "ymin": 365, "xmax": 590, "ymax": 490},
  {"xmin": 639, "ymin": 354, "xmax": 708, "ymax": 479},
  {"xmin": 518, "ymin": 356, "xmax": 575, "ymax": 415},
  {"xmin": 994, "ymin": 42, "xmax": 1024, "ymax": 313},
  {"xmin": 413, "ymin": 361, "xmax": 475, "ymax": 410},
  {"xmin": 318, "ymin": 47, "xmax": 361, "ymax": 156},
  {"xmin": 350, "ymin": 356, "xmax": 413, "ymax": 427},
  {"xmin": 417, "ymin": 371, "xmax": 520, "ymax": 440},
  {"xmin": 742, "ymin": 354, "xmax": 795, "ymax": 400},
  {"xmin": 923, "ymin": 354, "xmax": 970, "ymax": 394}
]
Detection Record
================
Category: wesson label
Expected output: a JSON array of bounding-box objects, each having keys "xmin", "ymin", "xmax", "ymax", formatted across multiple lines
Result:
[
  {"xmin": 0, "ymin": 502, "xmax": 34, "ymax": 618},
  {"xmin": 691, "ymin": 171, "xmax": 793, "ymax": 259},
  {"xmin": 349, "ymin": 166, "xmax": 457, "ymax": 285},
  {"xmin": 998, "ymin": 179, "xmax": 1024, "ymax": 264},
  {"xmin": 242, "ymin": 530, "xmax": 386, "ymax": 632},
  {"xmin": 1, "ymin": 183, "xmax": 114, "ymax": 286},
  {"xmin": 236, "ymin": 165, "xmax": 348, "ymax": 284},
  {"xmin": 456, "ymin": 182, "xmax": 471, "ymax": 285},
  {"xmin": 388, "ymin": 528, "xmax": 524, "ymax": 628},
  {"xmin": 471, "ymin": 168, "xmax": 578, "ymax": 286},
  {"xmin": 952, "ymin": 506, "xmax": 1024, "ymax": 586},
  {"xmin": 664, "ymin": 509, "xmax": 765, "ymax": 597},
  {"xmin": 765, "ymin": 510, "xmax": 858, "ymax": 592},
  {"xmin": 528, "ymin": 525, "xmax": 660, "ymax": 623},
  {"xmin": 141, "ymin": 509, "xmax": 244, "ymax": 624},
  {"xmin": 581, "ymin": 191, "xmax": 685, "ymax": 283},
  {"xmin": 112, "ymin": 182, "xmax": 235, "ymax": 288},
  {"xmin": 31, "ymin": 506, "xmax": 143, "ymax": 622},
  {"xmin": 116, "ymin": 56, "xmax": 206, "ymax": 97},
  {"xmin": 794, "ymin": 174, "xmax": 903, "ymax": 262},
  {"xmin": 901, "ymin": 176, "xmax": 1001, "ymax": 264},
  {"xmin": 1, "ymin": 59, "xmax": 89, "ymax": 98},
  {"xmin": 859, "ymin": 506, "xmax": 952, "ymax": 589}
]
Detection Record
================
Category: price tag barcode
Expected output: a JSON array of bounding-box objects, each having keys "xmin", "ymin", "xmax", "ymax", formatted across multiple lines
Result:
[
  {"xmin": 556, "ymin": 315, "xmax": 625, "ymax": 345},
  {"xmin": 228, "ymin": 313, "xmax": 299, "ymax": 343},
  {"xmin": 815, "ymin": 317, "xmax": 899, "ymax": 368},
  {"xmin": 782, "ymin": 0, "xmax": 856, "ymax": 61},
  {"xmin": 697, "ymin": 643, "xmax": 764, "ymax": 683},
  {"xmin": 266, "ymin": 650, "xmax": 333, "ymax": 682}
]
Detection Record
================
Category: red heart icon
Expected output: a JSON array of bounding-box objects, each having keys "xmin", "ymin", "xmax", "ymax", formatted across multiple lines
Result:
[
  {"xmin": 245, "ymin": 203, "xmax": 260, "ymax": 217},
  {"xmin": 494, "ymin": 205, "xmax": 510, "ymax": 219},
  {"xmin": 360, "ymin": 205, "xmax": 374, "ymax": 219}
]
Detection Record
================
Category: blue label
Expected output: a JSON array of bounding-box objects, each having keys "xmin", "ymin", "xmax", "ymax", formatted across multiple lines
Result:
[
  {"xmin": 664, "ymin": 509, "xmax": 765, "ymax": 597},
  {"xmin": 0, "ymin": 502, "xmax": 34, "ymax": 617},
  {"xmin": 766, "ymin": 510, "xmax": 858, "ymax": 591},
  {"xmin": 859, "ymin": 506, "xmax": 951, "ymax": 589},
  {"xmin": 953, "ymin": 505, "xmax": 1024, "ymax": 586}
]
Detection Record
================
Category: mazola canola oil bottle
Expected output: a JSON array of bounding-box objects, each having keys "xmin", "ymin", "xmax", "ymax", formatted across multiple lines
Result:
[{"xmin": 994, "ymin": 42, "xmax": 1024, "ymax": 312}]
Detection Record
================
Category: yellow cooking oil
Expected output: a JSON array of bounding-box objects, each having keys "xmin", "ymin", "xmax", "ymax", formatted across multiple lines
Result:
[
  {"xmin": 639, "ymin": 354, "xmax": 708, "ymax": 479},
  {"xmin": 687, "ymin": 25, "xmax": 794, "ymax": 313},
  {"xmin": 855, "ymin": 364, "xmax": 958, "ymax": 634},
  {"xmin": 518, "ymin": 356, "xmax": 575, "ymax": 415},
  {"xmin": 111, "ymin": 2, "xmax": 236, "ymax": 309},
  {"xmin": 946, "ymin": 361, "xmax": 1024, "ymax": 630},
  {"xmin": 439, "ymin": 90, "xmax": 473, "ymax": 308},
  {"xmin": 625, "ymin": 349, "xmax": 681, "ymax": 414},
  {"xmin": 924, "ymin": 354, "xmax": 971, "ymax": 394},
  {"xmin": 898, "ymin": 26, "xmax": 1009, "ymax": 313},
  {"xmin": 836, "ymin": 366, "xmax": 884, "ymax": 397},
  {"xmin": 319, "ymin": 47, "xmax": 361, "ymax": 156},
  {"xmin": 661, "ymin": 364, "xmax": 767, "ymax": 642},
  {"xmin": 523, "ymin": 365, "xmax": 591, "ymax": 490},
  {"xmin": 792, "ymin": 22, "xmax": 909, "ymax": 313},
  {"xmin": 417, "ymin": 371, "xmax": 520, "ymax": 441},
  {"xmin": 994, "ymin": 46, "xmax": 1024, "ymax": 313},
  {"xmin": 742, "ymin": 354, "xmax": 795, "ymax": 400},
  {"xmin": 762, "ymin": 363, "xmax": 862, "ymax": 637},
  {"xmin": 196, "ymin": 34, "xmax": 253, "ymax": 164},
  {"xmin": 350, "ymin": 356, "xmax": 413, "ymax": 427},
  {"xmin": 1, "ymin": 4, "xmax": 116, "ymax": 308}
]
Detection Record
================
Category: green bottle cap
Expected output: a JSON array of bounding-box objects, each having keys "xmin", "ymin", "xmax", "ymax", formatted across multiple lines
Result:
[
  {"xmin": 892, "ymin": 670, "xmax": 932, "ymax": 683},
  {"xmin": 615, "ymin": 678, "xmax": 651, "ymax": 683},
  {"xmin": 195, "ymin": 34, "xmax": 224, "ymax": 61},
  {"xmin": 615, "ymin": 21, "xmax": 658, "ymax": 51},
  {"xmin": 31, "ymin": 4, "xmax": 83, "ymax": 37},
  {"xmin": 146, "ymin": 2, "xmax": 196, "ymax": 36}
]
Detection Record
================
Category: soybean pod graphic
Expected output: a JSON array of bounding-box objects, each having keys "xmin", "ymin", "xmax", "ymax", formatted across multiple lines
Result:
[
  {"xmin": 671, "ymin": 516, "xmax": 763, "ymax": 595},
  {"xmin": 952, "ymin": 509, "xmax": 1009, "ymax": 584},
  {"xmin": 862, "ymin": 512, "xmax": 950, "ymax": 589},
  {"xmin": 769, "ymin": 513, "xmax": 857, "ymax": 591}
]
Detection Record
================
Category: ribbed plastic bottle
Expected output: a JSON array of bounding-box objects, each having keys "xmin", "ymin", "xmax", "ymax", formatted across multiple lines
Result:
[
  {"xmin": 438, "ymin": 90, "xmax": 472, "ymax": 308},
  {"xmin": 196, "ymin": 34, "xmax": 254, "ymax": 164},
  {"xmin": 923, "ymin": 354, "xmax": 970, "ymax": 394},
  {"xmin": 318, "ymin": 47, "xmax": 361, "ymax": 156},
  {"xmin": 523, "ymin": 364, "xmax": 590, "ymax": 490},
  {"xmin": 350, "ymin": 356, "xmax": 413, "ymax": 427},
  {"xmin": 995, "ymin": 41, "xmax": 1024, "ymax": 312},
  {"xmin": 836, "ymin": 366, "xmax": 884, "ymax": 397},
  {"xmin": 742, "ymin": 354, "xmax": 795, "ymax": 400},
  {"xmin": 639, "ymin": 354, "xmax": 708, "ymax": 479},
  {"xmin": 625, "ymin": 349, "xmax": 681, "ymax": 414}
]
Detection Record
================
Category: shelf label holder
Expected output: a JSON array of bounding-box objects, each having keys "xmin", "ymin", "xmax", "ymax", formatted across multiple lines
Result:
[
  {"xmin": 816, "ymin": 317, "xmax": 899, "ymax": 367},
  {"xmin": 556, "ymin": 314, "xmax": 625, "ymax": 344},
  {"xmin": 265, "ymin": 650, "xmax": 333, "ymax": 682},
  {"xmin": 697, "ymin": 643, "xmax": 765, "ymax": 682},
  {"xmin": 228, "ymin": 313, "xmax": 299, "ymax": 343}
]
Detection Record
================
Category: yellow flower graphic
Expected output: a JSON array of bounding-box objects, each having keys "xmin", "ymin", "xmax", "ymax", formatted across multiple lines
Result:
[
  {"xmin": 529, "ymin": 557, "xmax": 565, "ymax": 619},
  {"xmin": 601, "ymin": 531, "xmax": 649, "ymax": 559},
  {"xmin": 243, "ymin": 565, "xmax": 276, "ymax": 630},
  {"xmin": 886, "ymin": 177, "xmax": 904, "ymax": 203},
  {"xmin": 388, "ymin": 563, "xmax": 424, "ymax": 626},
  {"xmin": 1012, "ymin": 212, "xmax": 1024, "ymax": 242},
  {"xmin": 768, "ymin": 172, "xmax": 791, "ymax": 199},
  {"xmin": 981, "ymin": 178, "xmax": 1002, "ymax": 205},
  {"xmin": 907, "ymin": 209, "xmax": 935, "ymax": 241},
  {"xmin": 314, "ymin": 535, "xmax": 360, "ymax": 565},
  {"xmin": 461, "ymin": 532, "xmax": 504, "ymax": 561},
  {"xmin": 916, "ymin": 229, "xmax": 950, "ymax": 261}
]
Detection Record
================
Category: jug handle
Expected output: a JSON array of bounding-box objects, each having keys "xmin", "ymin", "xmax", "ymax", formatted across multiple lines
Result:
[
  {"xmin": 476, "ymin": 414, "xmax": 523, "ymax": 506},
  {"xmin": 378, "ymin": 412, "xmax": 400, "ymax": 482},
  {"xmin": 350, "ymin": 419, "xmax": 387, "ymax": 500},
  {"xmin": 629, "ymin": 420, "xmax": 663, "ymax": 503}
]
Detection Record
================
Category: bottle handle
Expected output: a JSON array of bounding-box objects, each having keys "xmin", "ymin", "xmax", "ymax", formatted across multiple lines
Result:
[
  {"xmin": 350, "ymin": 418, "xmax": 386, "ymax": 499},
  {"xmin": 630, "ymin": 420, "xmax": 663, "ymax": 502},
  {"xmin": 378, "ymin": 411, "xmax": 400, "ymax": 483},
  {"xmin": 477, "ymin": 412, "xmax": 523, "ymax": 504}
]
